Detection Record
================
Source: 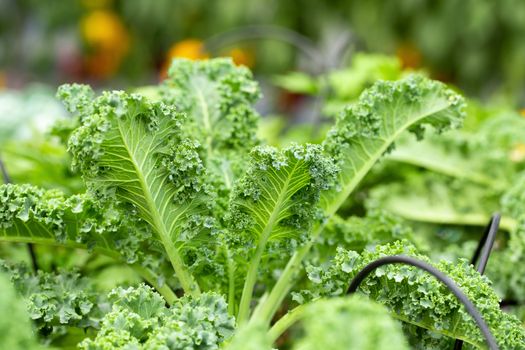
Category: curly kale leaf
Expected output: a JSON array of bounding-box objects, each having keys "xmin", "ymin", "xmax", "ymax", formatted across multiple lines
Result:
[
  {"xmin": 229, "ymin": 144, "xmax": 337, "ymax": 322},
  {"xmin": 0, "ymin": 271, "xmax": 43, "ymax": 350},
  {"xmin": 161, "ymin": 58, "xmax": 262, "ymax": 221},
  {"xmin": 313, "ymin": 209, "xmax": 414, "ymax": 259},
  {"xmin": 486, "ymin": 220, "xmax": 525, "ymax": 304},
  {"xmin": 293, "ymin": 296, "xmax": 409, "ymax": 350},
  {"xmin": 80, "ymin": 284, "xmax": 234, "ymax": 350},
  {"xmin": 298, "ymin": 241, "xmax": 525, "ymax": 349},
  {"xmin": 251, "ymin": 75, "xmax": 466, "ymax": 327},
  {"xmin": 0, "ymin": 184, "xmax": 152, "ymax": 264},
  {"xmin": 0, "ymin": 260, "xmax": 102, "ymax": 335},
  {"xmin": 228, "ymin": 144, "xmax": 337, "ymax": 251},
  {"xmin": 222, "ymin": 322, "xmax": 274, "ymax": 350},
  {"xmin": 162, "ymin": 58, "xmax": 260, "ymax": 155},
  {"xmin": 58, "ymin": 84, "xmax": 214, "ymax": 295},
  {"xmin": 322, "ymin": 75, "xmax": 465, "ymax": 217}
]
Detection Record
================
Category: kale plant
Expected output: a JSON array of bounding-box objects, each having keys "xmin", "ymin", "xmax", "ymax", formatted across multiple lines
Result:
[{"xmin": 1, "ymin": 58, "xmax": 523, "ymax": 349}]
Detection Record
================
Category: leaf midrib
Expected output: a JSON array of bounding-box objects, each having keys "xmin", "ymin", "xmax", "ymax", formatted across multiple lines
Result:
[
  {"xmin": 117, "ymin": 120, "xmax": 169, "ymax": 242},
  {"xmin": 251, "ymin": 97, "xmax": 458, "ymax": 325},
  {"xmin": 237, "ymin": 160, "xmax": 305, "ymax": 323},
  {"xmin": 323, "ymin": 99, "xmax": 451, "ymax": 219},
  {"xmin": 116, "ymin": 119, "xmax": 199, "ymax": 295},
  {"xmin": 260, "ymin": 161, "xmax": 301, "ymax": 245},
  {"xmin": 191, "ymin": 78, "xmax": 214, "ymax": 159}
]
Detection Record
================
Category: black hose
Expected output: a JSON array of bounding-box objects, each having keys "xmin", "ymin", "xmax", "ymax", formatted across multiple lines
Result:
[
  {"xmin": 347, "ymin": 255, "xmax": 499, "ymax": 350},
  {"xmin": 454, "ymin": 213, "xmax": 500, "ymax": 349}
]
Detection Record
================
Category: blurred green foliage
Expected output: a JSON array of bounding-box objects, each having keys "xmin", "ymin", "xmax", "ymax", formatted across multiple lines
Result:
[{"xmin": 1, "ymin": 0, "xmax": 525, "ymax": 103}]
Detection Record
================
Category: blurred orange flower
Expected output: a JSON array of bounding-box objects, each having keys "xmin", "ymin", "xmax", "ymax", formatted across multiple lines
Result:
[
  {"xmin": 160, "ymin": 41, "xmax": 254, "ymax": 80},
  {"xmin": 0, "ymin": 71, "xmax": 5, "ymax": 90},
  {"xmin": 161, "ymin": 39, "xmax": 209, "ymax": 79},
  {"xmin": 396, "ymin": 42, "xmax": 422, "ymax": 69},
  {"xmin": 80, "ymin": 10, "xmax": 130, "ymax": 79},
  {"xmin": 226, "ymin": 47, "xmax": 254, "ymax": 68}
]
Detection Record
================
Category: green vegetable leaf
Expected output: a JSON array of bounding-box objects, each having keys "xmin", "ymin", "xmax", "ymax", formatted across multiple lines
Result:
[
  {"xmin": 230, "ymin": 144, "xmax": 337, "ymax": 323},
  {"xmin": 58, "ymin": 85, "xmax": 212, "ymax": 295},
  {"xmin": 299, "ymin": 241, "xmax": 525, "ymax": 349},
  {"xmin": 322, "ymin": 75, "xmax": 466, "ymax": 217},
  {"xmin": 0, "ymin": 184, "xmax": 150, "ymax": 263},
  {"xmin": 293, "ymin": 296, "xmax": 409, "ymax": 350},
  {"xmin": 252, "ymin": 74, "xmax": 466, "ymax": 327},
  {"xmin": 162, "ymin": 58, "xmax": 261, "ymax": 157},
  {"xmin": 0, "ymin": 260, "xmax": 101, "ymax": 334},
  {"xmin": 0, "ymin": 271, "xmax": 42, "ymax": 350},
  {"xmin": 80, "ymin": 284, "xmax": 235, "ymax": 350},
  {"xmin": 161, "ymin": 58, "xmax": 262, "ymax": 219}
]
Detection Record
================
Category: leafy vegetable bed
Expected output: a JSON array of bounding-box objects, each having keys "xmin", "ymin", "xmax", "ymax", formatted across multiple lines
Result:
[{"xmin": 1, "ymin": 58, "xmax": 524, "ymax": 349}]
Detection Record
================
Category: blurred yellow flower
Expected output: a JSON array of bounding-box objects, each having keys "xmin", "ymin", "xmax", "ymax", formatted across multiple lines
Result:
[
  {"xmin": 167, "ymin": 39, "xmax": 209, "ymax": 61},
  {"xmin": 80, "ymin": 10, "xmax": 130, "ymax": 78},
  {"xmin": 81, "ymin": 10, "xmax": 129, "ymax": 50},
  {"xmin": 520, "ymin": 109, "xmax": 525, "ymax": 117}
]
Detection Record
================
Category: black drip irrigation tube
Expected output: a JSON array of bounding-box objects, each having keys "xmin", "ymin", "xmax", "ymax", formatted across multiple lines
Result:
[
  {"xmin": 453, "ymin": 214, "xmax": 500, "ymax": 350},
  {"xmin": 347, "ymin": 214, "xmax": 501, "ymax": 350}
]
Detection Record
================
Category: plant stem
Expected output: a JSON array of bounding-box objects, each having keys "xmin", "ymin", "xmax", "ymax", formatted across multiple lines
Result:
[
  {"xmin": 268, "ymin": 304, "xmax": 308, "ymax": 343},
  {"xmin": 252, "ymin": 102, "xmax": 460, "ymax": 325},
  {"xmin": 237, "ymin": 164, "xmax": 297, "ymax": 324},
  {"xmin": 251, "ymin": 238, "xmax": 314, "ymax": 325},
  {"xmin": 0, "ymin": 235, "xmax": 178, "ymax": 305},
  {"xmin": 131, "ymin": 264, "xmax": 177, "ymax": 305},
  {"xmin": 159, "ymin": 233, "xmax": 201, "ymax": 296},
  {"xmin": 227, "ymin": 252, "xmax": 236, "ymax": 316},
  {"xmin": 237, "ymin": 235, "xmax": 268, "ymax": 324}
]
